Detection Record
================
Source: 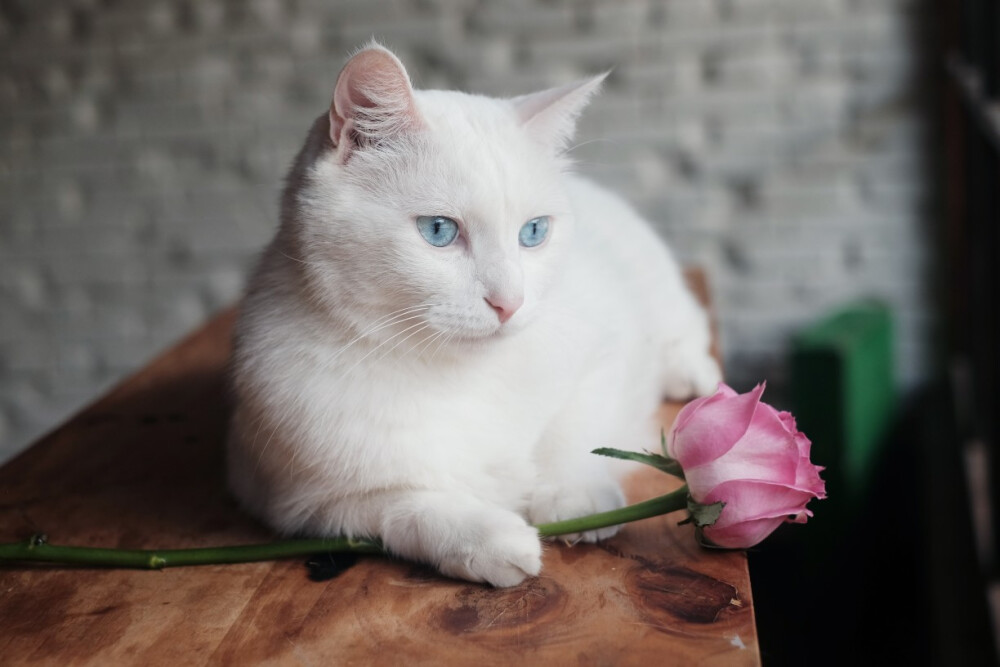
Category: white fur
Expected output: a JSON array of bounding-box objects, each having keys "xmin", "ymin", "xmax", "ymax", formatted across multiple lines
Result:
[{"xmin": 227, "ymin": 45, "xmax": 721, "ymax": 587}]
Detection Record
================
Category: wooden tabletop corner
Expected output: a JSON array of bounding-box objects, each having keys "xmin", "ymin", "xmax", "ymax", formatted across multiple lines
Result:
[{"xmin": 0, "ymin": 270, "xmax": 759, "ymax": 665}]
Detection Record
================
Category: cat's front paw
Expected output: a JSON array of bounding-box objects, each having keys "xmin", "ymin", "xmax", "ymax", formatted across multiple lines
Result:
[
  {"xmin": 663, "ymin": 352, "xmax": 722, "ymax": 400},
  {"xmin": 528, "ymin": 477, "xmax": 626, "ymax": 544},
  {"xmin": 436, "ymin": 508, "xmax": 542, "ymax": 588}
]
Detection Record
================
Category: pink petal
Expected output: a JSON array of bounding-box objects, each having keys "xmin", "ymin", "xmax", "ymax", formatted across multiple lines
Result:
[
  {"xmin": 792, "ymin": 430, "xmax": 814, "ymax": 459},
  {"xmin": 777, "ymin": 410, "xmax": 798, "ymax": 433},
  {"xmin": 681, "ymin": 391, "xmax": 803, "ymax": 495},
  {"xmin": 703, "ymin": 516, "xmax": 786, "ymax": 549},
  {"xmin": 669, "ymin": 383, "xmax": 766, "ymax": 469},
  {"xmin": 719, "ymin": 383, "xmax": 739, "ymax": 397},
  {"xmin": 788, "ymin": 509, "xmax": 813, "ymax": 524},
  {"xmin": 666, "ymin": 393, "xmax": 715, "ymax": 457},
  {"xmin": 683, "ymin": 428, "xmax": 799, "ymax": 497},
  {"xmin": 795, "ymin": 449, "xmax": 827, "ymax": 497},
  {"xmin": 667, "ymin": 384, "xmax": 731, "ymax": 455},
  {"xmin": 701, "ymin": 479, "xmax": 821, "ymax": 524},
  {"xmin": 670, "ymin": 383, "xmax": 738, "ymax": 439}
]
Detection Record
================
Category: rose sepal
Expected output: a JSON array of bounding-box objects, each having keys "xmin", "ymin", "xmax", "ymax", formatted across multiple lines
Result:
[{"xmin": 683, "ymin": 496, "xmax": 726, "ymax": 527}]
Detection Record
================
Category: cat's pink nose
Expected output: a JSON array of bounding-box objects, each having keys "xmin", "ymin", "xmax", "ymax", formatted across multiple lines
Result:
[{"xmin": 485, "ymin": 295, "xmax": 523, "ymax": 324}]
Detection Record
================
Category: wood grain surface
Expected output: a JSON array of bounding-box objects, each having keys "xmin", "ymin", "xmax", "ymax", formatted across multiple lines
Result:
[{"xmin": 0, "ymin": 276, "xmax": 759, "ymax": 665}]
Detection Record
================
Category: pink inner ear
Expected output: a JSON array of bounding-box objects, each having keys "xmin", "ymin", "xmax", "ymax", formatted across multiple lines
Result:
[
  {"xmin": 511, "ymin": 73, "xmax": 607, "ymax": 152},
  {"xmin": 329, "ymin": 46, "xmax": 422, "ymax": 151},
  {"xmin": 334, "ymin": 50, "xmax": 406, "ymax": 115}
]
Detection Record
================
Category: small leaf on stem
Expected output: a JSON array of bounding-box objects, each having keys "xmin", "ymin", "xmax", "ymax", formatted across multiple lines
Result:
[{"xmin": 591, "ymin": 447, "xmax": 685, "ymax": 480}]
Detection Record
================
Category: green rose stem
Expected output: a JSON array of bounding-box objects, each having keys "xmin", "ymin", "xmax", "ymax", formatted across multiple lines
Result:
[
  {"xmin": 0, "ymin": 486, "xmax": 689, "ymax": 570},
  {"xmin": 534, "ymin": 484, "xmax": 688, "ymax": 537}
]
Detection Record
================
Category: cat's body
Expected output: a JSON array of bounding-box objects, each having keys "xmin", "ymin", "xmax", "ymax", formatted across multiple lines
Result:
[{"xmin": 227, "ymin": 45, "xmax": 721, "ymax": 587}]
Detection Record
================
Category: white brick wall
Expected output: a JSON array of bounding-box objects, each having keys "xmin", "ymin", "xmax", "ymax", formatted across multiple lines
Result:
[{"xmin": 0, "ymin": 0, "xmax": 934, "ymax": 461}]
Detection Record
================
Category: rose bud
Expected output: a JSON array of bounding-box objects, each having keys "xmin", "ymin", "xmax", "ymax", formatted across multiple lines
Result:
[{"xmin": 666, "ymin": 383, "xmax": 826, "ymax": 548}]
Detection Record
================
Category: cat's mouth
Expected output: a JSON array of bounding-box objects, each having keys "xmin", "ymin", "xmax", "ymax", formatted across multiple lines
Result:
[
  {"xmin": 447, "ymin": 327, "xmax": 505, "ymax": 345},
  {"xmin": 444, "ymin": 318, "xmax": 528, "ymax": 347},
  {"xmin": 423, "ymin": 304, "xmax": 513, "ymax": 343}
]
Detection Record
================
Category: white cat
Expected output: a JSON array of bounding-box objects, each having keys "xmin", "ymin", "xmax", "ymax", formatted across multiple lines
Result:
[{"xmin": 226, "ymin": 44, "xmax": 721, "ymax": 587}]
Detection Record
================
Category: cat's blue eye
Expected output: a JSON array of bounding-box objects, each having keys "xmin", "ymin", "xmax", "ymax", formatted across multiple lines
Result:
[
  {"xmin": 416, "ymin": 216, "xmax": 459, "ymax": 247},
  {"xmin": 519, "ymin": 216, "xmax": 550, "ymax": 248}
]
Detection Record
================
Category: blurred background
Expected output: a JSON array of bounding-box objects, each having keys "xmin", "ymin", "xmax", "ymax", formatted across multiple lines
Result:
[
  {"xmin": 0, "ymin": 0, "xmax": 933, "ymax": 459},
  {"xmin": 0, "ymin": 0, "xmax": 997, "ymax": 664}
]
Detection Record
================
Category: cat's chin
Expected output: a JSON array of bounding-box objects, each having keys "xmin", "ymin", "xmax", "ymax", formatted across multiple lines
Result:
[
  {"xmin": 443, "ymin": 323, "xmax": 523, "ymax": 349},
  {"xmin": 448, "ymin": 330, "xmax": 504, "ymax": 346}
]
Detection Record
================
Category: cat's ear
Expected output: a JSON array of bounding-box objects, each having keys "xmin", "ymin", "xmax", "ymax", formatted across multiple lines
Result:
[
  {"xmin": 511, "ymin": 73, "xmax": 607, "ymax": 153},
  {"xmin": 329, "ymin": 44, "xmax": 423, "ymax": 162}
]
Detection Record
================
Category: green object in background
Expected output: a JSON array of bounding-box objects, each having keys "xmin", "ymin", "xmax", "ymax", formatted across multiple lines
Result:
[{"xmin": 790, "ymin": 301, "xmax": 896, "ymax": 514}]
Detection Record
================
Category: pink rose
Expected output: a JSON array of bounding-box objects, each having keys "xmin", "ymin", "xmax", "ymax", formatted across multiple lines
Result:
[{"xmin": 666, "ymin": 383, "xmax": 826, "ymax": 549}]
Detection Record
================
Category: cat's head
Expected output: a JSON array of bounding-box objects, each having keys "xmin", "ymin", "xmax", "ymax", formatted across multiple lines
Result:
[{"xmin": 282, "ymin": 43, "xmax": 603, "ymax": 351}]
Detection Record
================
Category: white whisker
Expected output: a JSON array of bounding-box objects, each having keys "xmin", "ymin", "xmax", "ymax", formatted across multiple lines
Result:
[
  {"xmin": 375, "ymin": 322, "xmax": 431, "ymax": 363},
  {"xmin": 340, "ymin": 319, "xmax": 431, "ymax": 377},
  {"xmin": 429, "ymin": 330, "xmax": 456, "ymax": 362},
  {"xmin": 414, "ymin": 329, "xmax": 447, "ymax": 359},
  {"xmin": 351, "ymin": 304, "xmax": 432, "ymax": 337},
  {"xmin": 565, "ymin": 137, "xmax": 616, "ymax": 154},
  {"xmin": 326, "ymin": 305, "xmax": 435, "ymax": 366},
  {"xmin": 249, "ymin": 413, "xmax": 267, "ymax": 453},
  {"xmin": 257, "ymin": 305, "xmax": 441, "ymax": 473},
  {"xmin": 278, "ymin": 251, "xmax": 325, "ymax": 267},
  {"xmin": 255, "ymin": 408, "xmax": 294, "ymax": 474}
]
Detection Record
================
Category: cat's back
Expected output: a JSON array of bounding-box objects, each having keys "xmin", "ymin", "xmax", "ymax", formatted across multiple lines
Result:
[{"xmin": 561, "ymin": 175, "xmax": 685, "ymax": 313}]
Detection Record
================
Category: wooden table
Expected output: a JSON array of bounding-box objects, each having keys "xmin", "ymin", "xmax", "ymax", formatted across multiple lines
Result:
[{"xmin": 0, "ymin": 284, "xmax": 759, "ymax": 665}]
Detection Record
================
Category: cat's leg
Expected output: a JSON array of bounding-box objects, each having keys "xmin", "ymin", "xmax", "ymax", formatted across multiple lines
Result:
[
  {"xmin": 321, "ymin": 489, "xmax": 543, "ymax": 588},
  {"xmin": 659, "ymin": 294, "xmax": 722, "ymax": 399},
  {"xmin": 526, "ymin": 400, "xmax": 629, "ymax": 544},
  {"xmin": 660, "ymin": 339, "xmax": 722, "ymax": 399},
  {"xmin": 527, "ymin": 454, "xmax": 626, "ymax": 544}
]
